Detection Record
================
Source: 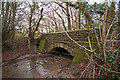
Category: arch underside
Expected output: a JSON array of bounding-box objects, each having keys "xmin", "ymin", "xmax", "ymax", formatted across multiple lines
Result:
[
  {"xmin": 39, "ymin": 41, "xmax": 89, "ymax": 63},
  {"xmin": 49, "ymin": 47, "xmax": 71, "ymax": 55},
  {"xmin": 48, "ymin": 43, "xmax": 75, "ymax": 55},
  {"xmin": 48, "ymin": 43, "xmax": 89, "ymax": 63}
]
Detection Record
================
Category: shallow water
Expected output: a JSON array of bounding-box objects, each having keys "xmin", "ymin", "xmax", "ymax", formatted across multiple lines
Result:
[{"xmin": 2, "ymin": 53, "xmax": 74, "ymax": 78}]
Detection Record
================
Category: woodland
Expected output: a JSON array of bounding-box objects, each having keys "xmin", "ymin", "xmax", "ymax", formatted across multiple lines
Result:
[{"xmin": 1, "ymin": 0, "xmax": 120, "ymax": 79}]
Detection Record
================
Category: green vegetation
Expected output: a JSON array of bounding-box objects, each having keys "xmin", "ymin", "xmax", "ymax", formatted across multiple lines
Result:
[
  {"xmin": 39, "ymin": 40, "xmax": 45, "ymax": 52},
  {"xmin": 98, "ymin": 49, "xmax": 120, "ymax": 79},
  {"xmin": 15, "ymin": 35, "xmax": 24, "ymax": 38},
  {"xmin": 2, "ymin": 41, "xmax": 14, "ymax": 51},
  {"xmin": 28, "ymin": 39, "xmax": 30, "ymax": 49},
  {"xmin": 1, "ymin": 0, "xmax": 120, "ymax": 79},
  {"xmin": 76, "ymin": 41, "xmax": 102, "ymax": 44},
  {"xmin": 72, "ymin": 45, "xmax": 88, "ymax": 64},
  {"xmin": 99, "ymin": 49, "xmax": 120, "ymax": 72}
]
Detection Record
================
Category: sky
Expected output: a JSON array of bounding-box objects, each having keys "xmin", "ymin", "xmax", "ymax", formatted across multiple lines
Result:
[
  {"xmin": 1, "ymin": 0, "xmax": 120, "ymax": 3},
  {"xmin": 88, "ymin": 0, "xmax": 120, "ymax": 4},
  {"xmin": 88, "ymin": 0, "xmax": 105, "ymax": 4}
]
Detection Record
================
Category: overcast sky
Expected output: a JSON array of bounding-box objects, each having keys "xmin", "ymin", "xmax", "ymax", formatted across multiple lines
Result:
[
  {"xmin": 1, "ymin": 0, "xmax": 119, "ymax": 3},
  {"xmin": 88, "ymin": 0, "xmax": 119, "ymax": 4},
  {"xmin": 88, "ymin": 0, "xmax": 105, "ymax": 4}
]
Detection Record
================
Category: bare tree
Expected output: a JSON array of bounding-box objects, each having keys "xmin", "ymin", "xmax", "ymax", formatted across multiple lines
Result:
[
  {"xmin": 2, "ymin": 2, "xmax": 18, "ymax": 48},
  {"xmin": 22, "ymin": 2, "xmax": 44, "ymax": 42},
  {"xmin": 102, "ymin": 0, "xmax": 108, "ymax": 62},
  {"xmin": 66, "ymin": 3, "xmax": 71, "ymax": 30},
  {"xmin": 118, "ymin": 1, "xmax": 120, "ymax": 39}
]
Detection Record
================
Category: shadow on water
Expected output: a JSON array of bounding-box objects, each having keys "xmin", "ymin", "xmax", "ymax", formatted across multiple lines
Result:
[{"xmin": 49, "ymin": 47, "xmax": 73, "ymax": 60}]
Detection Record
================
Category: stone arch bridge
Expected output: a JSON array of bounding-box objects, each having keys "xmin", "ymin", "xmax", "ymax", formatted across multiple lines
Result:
[
  {"xmin": 38, "ymin": 29, "xmax": 99, "ymax": 63},
  {"xmin": 38, "ymin": 28, "xmax": 120, "ymax": 63}
]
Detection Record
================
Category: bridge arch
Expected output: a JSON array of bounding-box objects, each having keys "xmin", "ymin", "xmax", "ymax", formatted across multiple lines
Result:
[
  {"xmin": 38, "ymin": 29, "xmax": 99, "ymax": 63},
  {"xmin": 48, "ymin": 43, "xmax": 74, "ymax": 55}
]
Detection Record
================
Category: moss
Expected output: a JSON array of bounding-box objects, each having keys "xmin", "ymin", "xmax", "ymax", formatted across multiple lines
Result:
[
  {"xmin": 76, "ymin": 41, "xmax": 94, "ymax": 43},
  {"xmin": 72, "ymin": 71, "xmax": 80, "ymax": 76},
  {"xmin": 37, "ymin": 35, "xmax": 42, "ymax": 38},
  {"xmin": 76, "ymin": 41, "xmax": 102, "ymax": 44},
  {"xmin": 51, "ymin": 42, "xmax": 54, "ymax": 44},
  {"xmin": 44, "ymin": 40, "xmax": 50, "ymax": 51},
  {"xmin": 39, "ymin": 40, "xmax": 45, "ymax": 52},
  {"xmin": 15, "ymin": 35, "xmax": 23, "ymax": 38},
  {"xmin": 72, "ymin": 45, "xmax": 89, "ymax": 64}
]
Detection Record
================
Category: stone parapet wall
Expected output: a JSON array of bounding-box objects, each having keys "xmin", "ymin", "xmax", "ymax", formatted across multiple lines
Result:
[{"xmin": 41, "ymin": 28, "xmax": 97, "ymax": 43}]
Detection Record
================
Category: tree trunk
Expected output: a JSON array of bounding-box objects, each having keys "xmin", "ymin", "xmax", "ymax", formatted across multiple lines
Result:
[
  {"xmin": 78, "ymin": 2, "xmax": 81, "ymax": 29},
  {"xmin": 54, "ymin": 9, "xmax": 67, "ymax": 30},
  {"xmin": 53, "ymin": 12, "xmax": 58, "ymax": 31},
  {"xmin": 66, "ymin": 3, "xmax": 71, "ymax": 30},
  {"xmin": 29, "ymin": 15, "xmax": 33, "ymax": 42},
  {"xmin": 106, "ymin": 0, "xmax": 115, "ymax": 33},
  {"xmin": 4, "ymin": 2, "xmax": 9, "ymax": 29},
  {"xmin": 29, "ymin": 5, "xmax": 33, "ymax": 42},
  {"xmin": 2, "ymin": 2, "xmax": 17, "ymax": 49},
  {"xmin": 70, "ymin": 8, "xmax": 74, "ymax": 30},
  {"xmin": 29, "ymin": 7, "xmax": 43, "ymax": 43},
  {"xmin": 11, "ymin": 2, "xmax": 17, "ymax": 40},
  {"xmin": 118, "ymin": 1, "xmax": 120, "ymax": 39},
  {"xmin": 102, "ymin": 0, "xmax": 108, "ymax": 63},
  {"xmin": 78, "ymin": 7, "xmax": 81, "ymax": 29},
  {"xmin": 2, "ymin": 2, "xmax": 4, "ymax": 26},
  {"xmin": 74, "ymin": 10, "xmax": 78, "ymax": 29}
]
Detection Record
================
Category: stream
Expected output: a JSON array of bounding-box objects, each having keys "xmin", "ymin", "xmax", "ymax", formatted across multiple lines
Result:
[{"xmin": 2, "ymin": 53, "xmax": 76, "ymax": 78}]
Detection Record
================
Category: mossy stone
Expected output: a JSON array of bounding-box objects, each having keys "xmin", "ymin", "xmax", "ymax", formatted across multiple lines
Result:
[
  {"xmin": 72, "ymin": 45, "xmax": 89, "ymax": 64},
  {"xmin": 39, "ymin": 40, "xmax": 45, "ymax": 52}
]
